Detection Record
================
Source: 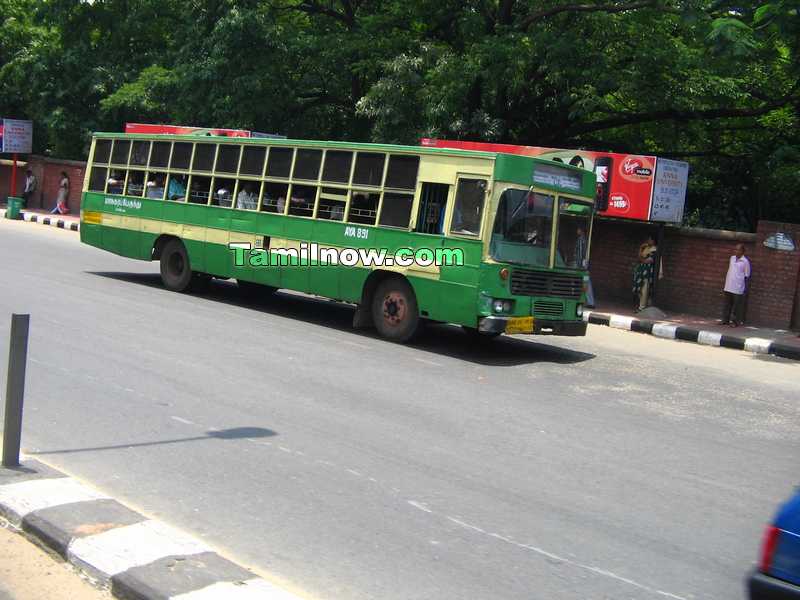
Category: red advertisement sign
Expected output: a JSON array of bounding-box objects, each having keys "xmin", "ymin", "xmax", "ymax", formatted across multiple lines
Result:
[
  {"xmin": 421, "ymin": 139, "xmax": 658, "ymax": 221},
  {"xmin": 125, "ymin": 123, "xmax": 252, "ymax": 138}
]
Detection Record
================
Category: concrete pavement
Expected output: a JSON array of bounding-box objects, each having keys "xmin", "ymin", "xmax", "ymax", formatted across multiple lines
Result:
[{"xmin": 0, "ymin": 216, "xmax": 798, "ymax": 600}]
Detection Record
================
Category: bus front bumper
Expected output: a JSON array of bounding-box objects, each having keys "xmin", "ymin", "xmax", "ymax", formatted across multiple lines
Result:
[{"xmin": 479, "ymin": 317, "xmax": 587, "ymax": 337}]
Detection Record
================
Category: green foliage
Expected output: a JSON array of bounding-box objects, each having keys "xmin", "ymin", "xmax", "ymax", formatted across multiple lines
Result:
[{"xmin": 1, "ymin": 0, "xmax": 798, "ymax": 229}]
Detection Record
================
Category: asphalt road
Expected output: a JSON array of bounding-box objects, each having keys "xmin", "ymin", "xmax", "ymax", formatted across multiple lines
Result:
[{"xmin": 1, "ymin": 217, "xmax": 798, "ymax": 600}]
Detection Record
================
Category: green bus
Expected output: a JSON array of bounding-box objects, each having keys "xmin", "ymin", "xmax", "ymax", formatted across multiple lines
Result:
[{"xmin": 80, "ymin": 133, "xmax": 595, "ymax": 342}]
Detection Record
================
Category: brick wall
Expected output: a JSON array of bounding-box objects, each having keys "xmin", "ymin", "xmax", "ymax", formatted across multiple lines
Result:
[
  {"xmin": 591, "ymin": 219, "xmax": 800, "ymax": 329},
  {"xmin": 747, "ymin": 221, "xmax": 800, "ymax": 329},
  {"xmin": 0, "ymin": 156, "xmax": 86, "ymax": 215}
]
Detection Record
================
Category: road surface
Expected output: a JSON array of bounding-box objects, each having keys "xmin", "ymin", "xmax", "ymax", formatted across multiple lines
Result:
[{"xmin": 1, "ymin": 217, "xmax": 798, "ymax": 600}]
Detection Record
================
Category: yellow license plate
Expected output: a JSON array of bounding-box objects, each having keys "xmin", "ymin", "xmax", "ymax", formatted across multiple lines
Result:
[{"xmin": 505, "ymin": 316, "xmax": 534, "ymax": 334}]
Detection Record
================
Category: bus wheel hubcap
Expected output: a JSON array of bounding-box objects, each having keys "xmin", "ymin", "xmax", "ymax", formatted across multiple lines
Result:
[{"xmin": 383, "ymin": 292, "xmax": 406, "ymax": 326}]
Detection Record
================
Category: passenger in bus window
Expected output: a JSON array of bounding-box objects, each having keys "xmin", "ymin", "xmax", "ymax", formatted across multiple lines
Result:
[
  {"xmin": 107, "ymin": 171, "xmax": 124, "ymax": 194},
  {"xmin": 168, "ymin": 176, "xmax": 187, "ymax": 201},
  {"xmin": 236, "ymin": 183, "xmax": 257, "ymax": 210},
  {"xmin": 146, "ymin": 175, "xmax": 165, "ymax": 199},
  {"xmin": 216, "ymin": 185, "xmax": 232, "ymax": 207}
]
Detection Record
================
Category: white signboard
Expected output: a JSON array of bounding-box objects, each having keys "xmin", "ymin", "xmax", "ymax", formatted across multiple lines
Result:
[
  {"xmin": 532, "ymin": 164, "xmax": 582, "ymax": 191},
  {"xmin": 1, "ymin": 119, "xmax": 33, "ymax": 154},
  {"xmin": 649, "ymin": 158, "xmax": 689, "ymax": 223}
]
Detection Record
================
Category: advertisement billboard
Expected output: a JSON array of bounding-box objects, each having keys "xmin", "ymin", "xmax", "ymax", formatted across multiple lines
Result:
[
  {"xmin": 0, "ymin": 119, "xmax": 33, "ymax": 154},
  {"xmin": 420, "ymin": 139, "xmax": 686, "ymax": 222},
  {"xmin": 125, "ymin": 123, "xmax": 252, "ymax": 137},
  {"xmin": 124, "ymin": 123, "xmax": 287, "ymax": 140}
]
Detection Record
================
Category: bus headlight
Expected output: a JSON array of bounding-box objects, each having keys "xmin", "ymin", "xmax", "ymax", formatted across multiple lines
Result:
[
  {"xmin": 576, "ymin": 304, "xmax": 584, "ymax": 317},
  {"xmin": 493, "ymin": 300, "xmax": 514, "ymax": 314}
]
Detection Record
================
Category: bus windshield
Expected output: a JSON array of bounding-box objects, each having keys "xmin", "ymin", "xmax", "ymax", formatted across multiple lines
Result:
[{"xmin": 490, "ymin": 188, "xmax": 554, "ymax": 268}]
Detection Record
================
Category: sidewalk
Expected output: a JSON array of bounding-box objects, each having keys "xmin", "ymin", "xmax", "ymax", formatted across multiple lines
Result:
[
  {"xmin": 0, "ymin": 521, "xmax": 109, "ymax": 600},
  {"xmin": 586, "ymin": 300, "xmax": 800, "ymax": 360}
]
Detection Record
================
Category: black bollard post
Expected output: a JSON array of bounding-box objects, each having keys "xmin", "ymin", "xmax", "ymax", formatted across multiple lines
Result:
[{"xmin": 2, "ymin": 314, "xmax": 30, "ymax": 468}]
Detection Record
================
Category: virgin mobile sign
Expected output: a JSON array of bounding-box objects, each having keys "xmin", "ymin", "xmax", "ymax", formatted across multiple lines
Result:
[{"xmin": 421, "ymin": 139, "xmax": 687, "ymax": 223}]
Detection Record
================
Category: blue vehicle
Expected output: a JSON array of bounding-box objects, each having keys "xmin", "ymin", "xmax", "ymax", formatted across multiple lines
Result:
[{"xmin": 749, "ymin": 487, "xmax": 800, "ymax": 599}]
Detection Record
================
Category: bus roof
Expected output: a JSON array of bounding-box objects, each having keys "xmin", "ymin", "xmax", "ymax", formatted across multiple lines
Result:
[{"xmin": 91, "ymin": 132, "xmax": 590, "ymax": 174}]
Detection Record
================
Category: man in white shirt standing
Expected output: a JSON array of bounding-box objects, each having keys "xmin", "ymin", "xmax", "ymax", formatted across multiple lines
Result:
[
  {"xmin": 721, "ymin": 243, "xmax": 751, "ymax": 327},
  {"xmin": 22, "ymin": 169, "xmax": 37, "ymax": 204}
]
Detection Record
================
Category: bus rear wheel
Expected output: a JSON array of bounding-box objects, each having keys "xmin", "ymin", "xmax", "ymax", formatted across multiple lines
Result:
[
  {"xmin": 160, "ymin": 239, "xmax": 193, "ymax": 292},
  {"xmin": 372, "ymin": 278, "xmax": 420, "ymax": 343}
]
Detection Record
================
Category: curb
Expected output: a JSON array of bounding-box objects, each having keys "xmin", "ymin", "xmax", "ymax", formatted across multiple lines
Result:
[
  {"xmin": 21, "ymin": 210, "xmax": 80, "ymax": 232},
  {"xmin": 1, "ymin": 208, "xmax": 79, "ymax": 231},
  {"xmin": 583, "ymin": 311, "xmax": 800, "ymax": 362},
  {"xmin": 0, "ymin": 459, "xmax": 302, "ymax": 600}
]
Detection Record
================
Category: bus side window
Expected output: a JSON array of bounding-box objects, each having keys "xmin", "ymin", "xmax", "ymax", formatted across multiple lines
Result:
[
  {"xmin": 415, "ymin": 183, "xmax": 449, "ymax": 234},
  {"xmin": 146, "ymin": 172, "xmax": 167, "ymax": 200},
  {"xmin": 213, "ymin": 178, "xmax": 236, "ymax": 208},
  {"xmin": 450, "ymin": 179, "xmax": 487, "ymax": 236},
  {"xmin": 261, "ymin": 182, "xmax": 289, "ymax": 213},
  {"xmin": 166, "ymin": 174, "xmax": 188, "ymax": 201},
  {"xmin": 126, "ymin": 171, "xmax": 146, "ymax": 197},
  {"xmin": 348, "ymin": 192, "xmax": 379, "ymax": 225},
  {"xmin": 88, "ymin": 167, "xmax": 107, "ymax": 192},
  {"xmin": 189, "ymin": 176, "xmax": 211, "ymax": 204},
  {"xmin": 107, "ymin": 169, "xmax": 126, "ymax": 195},
  {"xmin": 379, "ymin": 192, "xmax": 414, "ymax": 228}
]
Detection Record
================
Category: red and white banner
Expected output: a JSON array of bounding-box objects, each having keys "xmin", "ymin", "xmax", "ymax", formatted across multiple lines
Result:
[{"xmin": 421, "ymin": 139, "xmax": 687, "ymax": 222}]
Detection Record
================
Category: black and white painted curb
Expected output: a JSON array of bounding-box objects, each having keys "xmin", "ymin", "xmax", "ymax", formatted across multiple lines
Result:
[
  {"xmin": 1, "ymin": 208, "xmax": 80, "ymax": 231},
  {"xmin": 583, "ymin": 311, "xmax": 800, "ymax": 361},
  {"xmin": 0, "ymin": 459, "xmax": 302, "ymax": 600},
  {"xmin": 21, "ymin": 210, "xmax": 80, "ymax": 231}
]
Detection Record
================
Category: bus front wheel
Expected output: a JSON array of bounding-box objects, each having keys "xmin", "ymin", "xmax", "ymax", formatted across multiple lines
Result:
[
  {"xmin": 160, "ymin": 239, "xmax": 193, "ymax": 292},
  {"xmin": 372, "ymin": 278, "xmax": 420, "ymax": 343}
]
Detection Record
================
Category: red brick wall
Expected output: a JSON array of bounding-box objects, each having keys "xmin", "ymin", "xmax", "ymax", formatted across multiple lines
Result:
[
  {"xmin": 591, "ymin": 219, "xmax": 800, "ymax": 329},
  {"xmin": 747, "ymin": 221, "xmax": 800, "ymax": 329},
  {"xmin": 1, "ymin": 156, "xmax": 85, "ymax": 215}
]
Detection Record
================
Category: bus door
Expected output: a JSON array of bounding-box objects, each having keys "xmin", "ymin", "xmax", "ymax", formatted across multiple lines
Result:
[{"xmin": 443, "ymin": 175, "xmax": 490, "ymax": 325}]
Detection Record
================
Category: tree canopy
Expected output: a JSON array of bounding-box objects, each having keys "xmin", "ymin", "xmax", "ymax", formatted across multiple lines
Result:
[{"xmin": 1, "ymin": 0, "xmax": 798, "ymax": 230}]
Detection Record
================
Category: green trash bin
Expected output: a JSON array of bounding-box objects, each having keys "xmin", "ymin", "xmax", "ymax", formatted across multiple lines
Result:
[{"xmin": 5, "ymin": 197, "xmax": 25, "ymax": 220}]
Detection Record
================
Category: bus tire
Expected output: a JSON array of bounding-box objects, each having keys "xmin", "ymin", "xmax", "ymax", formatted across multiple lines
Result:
[
  {"xmin": 160, "ymin": 239, "xmax": 193, "ymax": 292},
  {"xmin": 237, "ymin": 279, "xmax": 277, "ymax": 300},
  {"xmin": 372, "ymin": 278, "xmax": 420, "ymax": 343}
]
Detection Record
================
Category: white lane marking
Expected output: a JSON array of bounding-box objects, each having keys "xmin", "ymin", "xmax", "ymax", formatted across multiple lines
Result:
[
  {"xmin": 652, "ymin": 323, "xmax": 678, "ymax": 339},
  {"xmin": 170, "ymin": 577, "xmax": 304, "ymax": 600},
  {"xmin": 744, "ymin": 337, "xmax": 772, "ymax": 354},
  {"xmin": 414, "ymin": 357, "xmax": 443, "ymax": 367},
  {"xmin": 447, "ymin": 516, "xmax": 485, "ymax": 534},
  {"xmin": 432, "ymin": 506, "xmax": 686, "ymax": 600},
  {"xmin": 0, "ymin": 478, "xmax": 108, "ymax": 525},
  {"xmin": 609, "ymin": 315, "xmax": 634, "ymax": 330},
  {"xmin": 278, "ymin": 446, "xmax": 292, "ymax": 453},
  {"xmin": 697, "ymin": 331, "xmax": 722, "ymax": 346},
  {"xmin": 171, "ymin": 416, "xmax": 197, "ymax": 426},
  {"xmin": 408, "ymin": 501, "xmax": 432, "ymax": 513},
  {"xmin": 346, "ymin": 469, "xmax": 362, "ymax": 477},
  {"xmin": 68, "ymin": 519, "xmax": 210, "ymax": 579}
]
